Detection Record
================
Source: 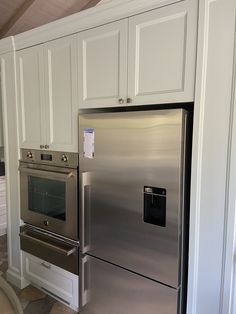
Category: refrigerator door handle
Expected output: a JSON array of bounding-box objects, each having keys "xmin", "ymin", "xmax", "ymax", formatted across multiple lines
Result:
[
  {"xmin": 80, "ymin": 254, "xmax": 89, "ymax": 308},
  {"xmin": 81, "ymin": 172, "xmax": 90, "ymax": 253}
]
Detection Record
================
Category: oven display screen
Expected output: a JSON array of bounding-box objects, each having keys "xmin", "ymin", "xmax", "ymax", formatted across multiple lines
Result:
[{"xmin": 41, "ymin": 154, "xmax": 52, "ymax": 161}]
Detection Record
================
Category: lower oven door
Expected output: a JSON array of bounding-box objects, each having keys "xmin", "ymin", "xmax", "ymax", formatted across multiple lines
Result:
[
  {"xmin": 20, "ymin": 226, "xmax": 79, "ymax": 274},
  {"xmin": 19, "ymin": 162, "xmax": 78, "ymax": 240}
]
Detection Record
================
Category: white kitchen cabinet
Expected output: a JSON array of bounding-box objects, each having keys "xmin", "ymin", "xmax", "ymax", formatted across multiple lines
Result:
[
  {"xmin": 78, "ymin": 19, "xmax": 128, "ymax": 109},
  {"xmin": 17, "ymin": 34, "xmax": 78, "ymax": 152},
  {"xmin": 44, "ymin": 36, "xmax": 78, "ymax": 152},
  {"xmin": 128, "ymin": 0, "xmax": 197, "ymax": 105},
  {"xmin": 22, "ymin": 252, "xmax": 79, "ymax": 311},
  {"xmin": 17, "ymin": 46, "xmax": 45, "ymax": 150},
  {"xmin": 78, "ymin": 0, "xmax": 197, "ymax": 109}
]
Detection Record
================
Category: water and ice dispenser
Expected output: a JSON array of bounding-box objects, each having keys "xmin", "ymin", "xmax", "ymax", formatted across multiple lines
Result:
[{"xmin": 143, "ymin": 186, "xmax": 166, "ymax": 227}]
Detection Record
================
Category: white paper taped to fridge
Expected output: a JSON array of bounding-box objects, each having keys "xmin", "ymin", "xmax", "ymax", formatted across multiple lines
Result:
[{"xmin": 83, "ymin": 128, "xmax": 94, "ymax": 158}]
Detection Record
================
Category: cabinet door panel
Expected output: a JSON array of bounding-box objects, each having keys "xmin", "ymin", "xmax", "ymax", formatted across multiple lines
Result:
[
  {"xmin": 128, "ymin": 1, "xmax": 197, "ymax": 105},
  {"xmin": 17, "ymin": 46, "xmax": 45, "ymax": 149},
  {"xmin": 78, "ymin": 20, "xmax": 128, "ymax": 108},
  {"xmin": 44, "ymin": 35, "xmax": 78, "ymax": 152}
]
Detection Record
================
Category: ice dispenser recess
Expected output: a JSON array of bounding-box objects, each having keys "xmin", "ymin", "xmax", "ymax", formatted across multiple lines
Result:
[{"xmin": 143, "ymin": 186, "xmax": 166, "ymax": 227}]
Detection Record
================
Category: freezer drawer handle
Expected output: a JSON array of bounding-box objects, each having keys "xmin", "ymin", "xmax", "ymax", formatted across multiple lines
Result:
[
  {"xmin": 80, "ymin": 255, "xmax": 89, "ymax": 307},
  {"xmin": 19, "ymin": 231, "xmax": 76, "ymax": 256}
]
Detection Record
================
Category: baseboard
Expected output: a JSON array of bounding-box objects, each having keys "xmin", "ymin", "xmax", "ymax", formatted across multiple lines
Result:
[
  {"xmin": 6, "ymin": 268, "xmax": 30, "ymax": 289},
  {"xmin": 37, "ymin": 284, "xmax": 79, "ymax": 312}
]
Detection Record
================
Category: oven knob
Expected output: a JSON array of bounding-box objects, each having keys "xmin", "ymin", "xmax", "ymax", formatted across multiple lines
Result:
[
  {"xmin": 26, "ymin": 151, "xmax": 33, "ymax": 159},
  {"xmin": 61, "ymin": 155, "xmax": 68, "ymax": 162},
  {"xmin": 44, "ymin": 220, "xmax": 49, "ymax": 227}
]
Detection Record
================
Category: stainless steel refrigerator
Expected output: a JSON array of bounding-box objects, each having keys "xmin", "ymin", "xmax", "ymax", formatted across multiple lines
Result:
[{"xmin": 79, "ymin": 108, "xmax": 191, "ymax": 314}]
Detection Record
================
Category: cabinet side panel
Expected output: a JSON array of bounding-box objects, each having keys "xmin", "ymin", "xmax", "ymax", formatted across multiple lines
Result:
[{"xmin": 187, "ymin": 0, "xmax": 236, "ymax": 313}]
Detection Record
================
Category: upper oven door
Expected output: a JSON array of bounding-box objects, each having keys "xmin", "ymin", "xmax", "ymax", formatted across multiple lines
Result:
[{"xmin": 19, "ymin": 162, "xmax": 78, "ymax": 240}]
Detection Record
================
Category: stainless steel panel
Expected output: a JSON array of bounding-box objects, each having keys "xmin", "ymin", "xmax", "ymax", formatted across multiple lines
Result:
[
  {"xmin": 21, "ymin": 149, "xmax": 78, "ymax": 168},
  {"xmin": 20, "ymin": 162, "xmax": 78, "ymax": 240},
  {"xmin": 80, "ymin": 254, "xmax": 179, "ymax": 314},
  {"xmin": 20, "ymin": 226, "xmax": 79, "ymax": 274},
  {"xmin": 79, "ymin": 109, "xmax": 187, "ymax": 287}
]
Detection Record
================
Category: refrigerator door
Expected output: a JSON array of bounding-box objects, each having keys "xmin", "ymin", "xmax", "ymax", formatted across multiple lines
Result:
[
  {"xmin": 79, "ymin": 109, "xmax": 187, "ymax": 288},
  {"xmin": 80, "ymin": 254, "xmax": 179, "ymax": 314}
]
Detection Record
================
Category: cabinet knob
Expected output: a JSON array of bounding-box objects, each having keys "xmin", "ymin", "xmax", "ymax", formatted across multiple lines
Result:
[
  {"xmin": 127, "ymin": 98, "xmax": 132, "ymax": 104},
  {"xmin": 118, "ymin": 98, "xmax": 124, "ymax": 104},
  {"xmin": 40, "ymin": 145, "xmax": 45, "ymax": 149},
  {"xmin": 45, "ymin": 145, "xmax": 50, "ymax": 149}
]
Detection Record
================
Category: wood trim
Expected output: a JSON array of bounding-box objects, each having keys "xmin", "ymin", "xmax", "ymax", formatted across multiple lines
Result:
[
  {"xmin": 187, "ymin": 0, "xmax": 236, "ymax": 313},
  {"xmin": 0, "ymin": 37, "xmax": 14, "ymax": 54},
  {"xmin": 0, "ymin": 0, "xmax": 36, "ymax": 38},
  {"xmin": 13, "ymin": 0, "xmax": 183, "ymax": 51},
  {"xmin": 0, "ymin": 52, "xmax": 24, "ymax": 288},
  {"xmin": 220, "ymin": 14, "xmax": 236, "ymax": 314},
  {"xmin": 81, "ymin": 0, "xmax": 103, "ymax": 11},
  {"xmin": 6, "ymin": 268, "xmax": 29, "ymax": 290}
]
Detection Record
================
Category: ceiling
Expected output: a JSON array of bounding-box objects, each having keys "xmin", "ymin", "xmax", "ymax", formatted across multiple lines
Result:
[{"xmin": 0, "ymin": 0, "xmax": 104, "ymax": 39}]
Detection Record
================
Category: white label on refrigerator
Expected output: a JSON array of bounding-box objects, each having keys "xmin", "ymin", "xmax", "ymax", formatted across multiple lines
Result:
[{"xmin": 83, "ymin": 128, "xmax": 94, "ymax": 158}]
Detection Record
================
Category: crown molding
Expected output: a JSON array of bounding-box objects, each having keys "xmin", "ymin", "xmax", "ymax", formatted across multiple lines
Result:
[
  {"xmin": 13, "ymin": 0, "xmax": 183, "ymax": 50},
  {"xmin": 0, "ymin": 37, "xmax": 15, "ymax": 55}
]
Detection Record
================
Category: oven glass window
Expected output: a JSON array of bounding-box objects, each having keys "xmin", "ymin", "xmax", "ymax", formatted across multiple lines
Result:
[{"xmin": 28, "ymin": 176, "xmax": 66, "ymax": 221}]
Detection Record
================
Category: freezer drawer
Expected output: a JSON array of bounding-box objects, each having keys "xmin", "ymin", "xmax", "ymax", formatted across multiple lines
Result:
[{"xmin": 80, "ymin": 254, "xmax": 179, "ymax": 314}]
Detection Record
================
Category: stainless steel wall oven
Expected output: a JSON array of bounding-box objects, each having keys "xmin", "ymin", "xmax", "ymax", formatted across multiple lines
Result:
[{"xmin": 19, "ymin": 149, "xmax": 78, "ymax": 240}]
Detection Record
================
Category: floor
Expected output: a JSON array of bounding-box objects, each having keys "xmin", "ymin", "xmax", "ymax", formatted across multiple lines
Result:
[
  {"xmin": 0, "ymin": 287, "xmax": 15, "ymax": 313},
  {"xmin": 0, "ymin": 234, "xmax": 78, "ymax": 314}
]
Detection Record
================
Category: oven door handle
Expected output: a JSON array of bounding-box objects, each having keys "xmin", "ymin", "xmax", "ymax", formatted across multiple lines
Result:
[
  {"xmin": 19, "ymin": 166, "xmax": 74, "ymax": 179},
  {"xmin": 19, "ymin": 231, "xmax": 76, "ymax": 256}
]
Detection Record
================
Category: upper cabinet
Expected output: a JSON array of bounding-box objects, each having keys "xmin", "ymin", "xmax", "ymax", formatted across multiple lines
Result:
[
  {"xmin": 17, "ymin": 35, "xmax": 78, "ymax": 152},
  {"xmin": 44, "ymin": 36, "xmax": 78, "ymax": 152},
  {"xmin": 78, "ymin": 20, "xmax": 128, "ymax": 109},
  {"xmin": 78, "ymin": 0, "xmax": 197, "ymax": 108},
  {"xmin": 16, "ymin": 0, "xmax": 197, "ymax": 150},
  {"xmin": 128, "ymin": 1, "xmax": 197, "ymax": 105},
  {"xmin": 17, "ymin": 46, "xmax": 45, "ymax": 150}
]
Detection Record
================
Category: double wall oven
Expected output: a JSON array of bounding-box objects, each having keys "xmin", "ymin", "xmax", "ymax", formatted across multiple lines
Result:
[{"xmin": 19, "ymin": 149, "xmax": 79, "ymax": 274}]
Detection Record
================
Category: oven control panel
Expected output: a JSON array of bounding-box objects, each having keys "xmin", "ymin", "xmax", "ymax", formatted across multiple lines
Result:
[{"xmin": 21, "ymin": 149, "xmax": 78, "ymax": 168}]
